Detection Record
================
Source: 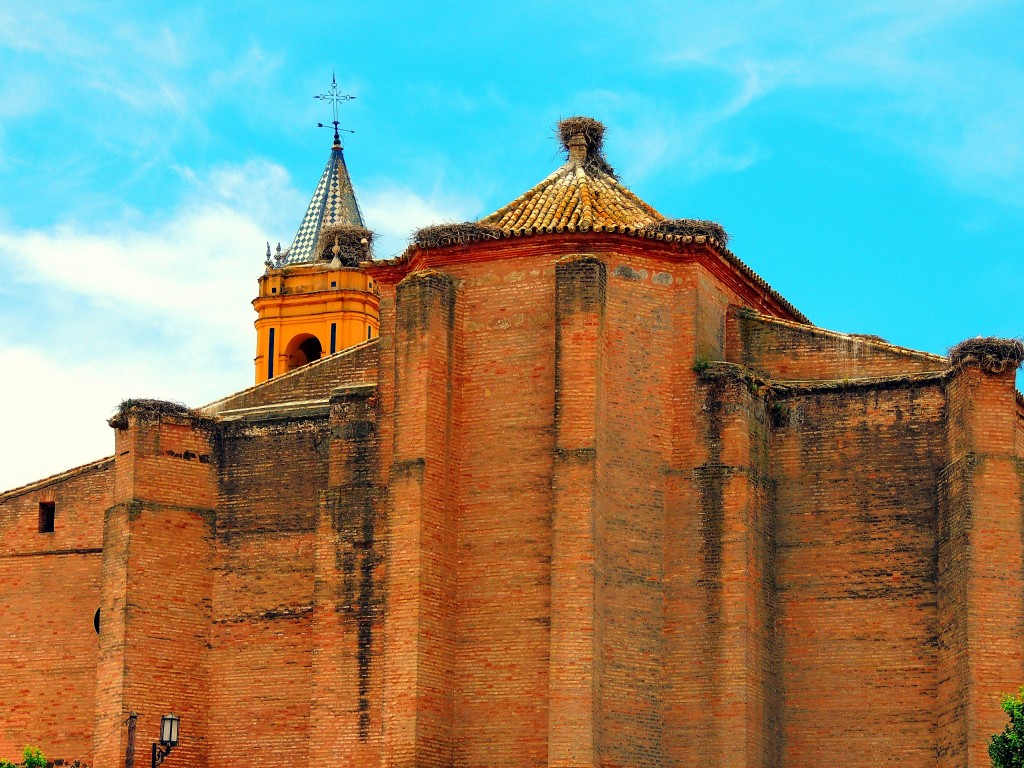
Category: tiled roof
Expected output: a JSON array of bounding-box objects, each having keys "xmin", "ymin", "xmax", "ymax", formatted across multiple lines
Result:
[
  {"xmin": 283, "ymin": 140, "xmax": 365, "ymax": 265},
  {"xmin": 479, "ymin": 129, "xmax": 663, "ymax": 233}
]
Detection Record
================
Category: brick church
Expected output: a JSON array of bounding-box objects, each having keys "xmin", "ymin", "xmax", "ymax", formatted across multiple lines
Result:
[{"xmin": 1, "ymin": 116, "xmax": 1022, "ymax": 768}]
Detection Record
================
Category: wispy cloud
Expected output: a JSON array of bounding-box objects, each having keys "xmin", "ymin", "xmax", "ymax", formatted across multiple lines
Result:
[
  {"xmin": 563, "ymin": 87, "xmax": 766, "ymax": 185},
  {"xmin": 0, "ymin": 155, "xmax": 479, "ymax": 489},
  {"xmin": 655, "ymin": 0, "xmax": 1024, "ymax": 204},
  {"xmin": 653, "ymin": 0, "xmax": 1024, "ymax": 204},
  {"xmin": 1, "ymin": 160, "xmax": 303, "ymax": 348},
  {"xmin": 0, "ymin": 158, "xmax": 300, "ymax": 490},
  {"xmin": 361, "ymin": 184, "xmax": 480, "ymax": 257}
]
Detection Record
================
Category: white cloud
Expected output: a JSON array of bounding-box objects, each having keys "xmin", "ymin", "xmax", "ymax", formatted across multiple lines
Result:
[
  {"xmin": 361, "ymin": 184, "xmax": 480, "ymax": 257},
  {"xmin": 564, "ymin": 89, "xmax": 766, "ymax": 185},
  {"xmin": 654, "ymin": 0, "xmax": 1024, "ymax": 203},
  {"xmin": 0, "ymin": 159, "xmax": 298, "ymax": 490},
  {"xmin": 4, "ymin": 208, "xmax": 257, "ymax": 351},
  {"xmin": 0, "ymin": 6, "xmax": 103, "ymax": 58},
  {"xmin": 0, "ymin": 344, "xmax": 175, "ymax": 493},
  {"xmin": 0, "ymin": 156, "xmax": 482, "ymax": 490}
]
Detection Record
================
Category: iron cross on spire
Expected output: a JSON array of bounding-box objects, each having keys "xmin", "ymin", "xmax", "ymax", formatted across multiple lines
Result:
[{"xmin": 315, "ymin": 71, "xmax": 355, "ymax": 146}]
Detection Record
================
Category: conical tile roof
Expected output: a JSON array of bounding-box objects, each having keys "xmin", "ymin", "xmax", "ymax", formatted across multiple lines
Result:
[
  {"xmin": 283, "ymin": 139, "xmax": 365, "ymax": 265},
  {"xmin": 479, "ymin": 117, "xmax": 663, "ymax": 234}
]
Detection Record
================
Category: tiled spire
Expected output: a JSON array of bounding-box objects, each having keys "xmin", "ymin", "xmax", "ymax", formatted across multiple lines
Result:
[
  {"xmin": 282, "ymin": 137, "xmax": 365, "ymax": 265},
  {"xmin": 479, "ymin": 116, "xmax": 663, "ymax": 234}
]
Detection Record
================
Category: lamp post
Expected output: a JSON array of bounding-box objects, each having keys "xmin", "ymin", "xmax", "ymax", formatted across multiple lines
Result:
[{"xmin": 151, "ymin": 714, "xmax": 180, "ymax": 768}]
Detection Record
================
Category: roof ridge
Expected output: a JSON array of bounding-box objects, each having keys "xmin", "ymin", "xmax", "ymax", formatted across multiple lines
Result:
[
  {"xmin": 0, "ymin": 455, "xmax": 114, "ymax": 501},
  {"xmin": 733, "ymin": 309, "xmax": 946, "ymax": 362},
  {"xmin": 200, "ymin": 337, "xmax": 379, "ymax": 414},
  {"xmin": 481, "ymin": 167, "xmax": 564, "ymax": 223},
  {"xmin": 479, "ymin": 157, "xmax": 662, "ymax": 234},
  {"xmin": 734, "ymin": 309, "xmax": 946, "ymax": 361}
]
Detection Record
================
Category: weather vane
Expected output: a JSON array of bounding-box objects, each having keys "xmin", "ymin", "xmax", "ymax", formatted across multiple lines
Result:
[{"xmin": 315, "ymin": 70, "xmax": 355, "ymax": 146}]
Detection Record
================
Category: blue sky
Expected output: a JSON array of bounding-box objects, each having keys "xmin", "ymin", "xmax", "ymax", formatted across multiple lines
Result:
[{"xmin": 0, "ymin": 0, "xmax": 1021, "ymax": 489}]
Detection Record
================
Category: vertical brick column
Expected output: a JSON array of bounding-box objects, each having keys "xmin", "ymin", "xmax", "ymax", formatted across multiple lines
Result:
[
  {"xmin": 311, "ymin": 384, "xmax": 384, "ymax": 767},
  {"xmin": 94, "ymin": 402, "xmax": 216, "ymax": 768},
  {"xmin": 692, "ymin": 367, "xmax": 773, "ymax": 768},
  {"xmin": 662, "ymin": 276, "xmax": 707, "ymax": 766},
  {"xmin": 383, "ymin": 270, "xmax": 456, "ymax": 768},
  {"xmin": 549, "ymin": 255, "xmax": 606, "ymax": 767},
  {"xmin": 938, "ymin": 339, "xmax": 1024, "ymax": 767}
]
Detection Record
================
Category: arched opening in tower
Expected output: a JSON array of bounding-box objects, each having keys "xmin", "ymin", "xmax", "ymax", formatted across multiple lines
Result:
[{"xmin": 285, "ymin": 334, "xmax": 324, "ymax": 371}]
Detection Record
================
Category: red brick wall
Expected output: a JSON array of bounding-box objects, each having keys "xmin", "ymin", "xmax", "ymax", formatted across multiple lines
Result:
[
  {"xmin": 310, "ymin": 384, "xmax": 385, "ymax": 767},
  {"xmin": 596, "ymin": 252, "xmax": 682, "ymax": 766},
  {"xmin": 549, "ymin": 255, "xmax": 603, "ymax": 765},
  {"xmin": 940, "ymin": 363, "xmax": 1024, "ymax": 767},
  {"xmin": 206, "ymin": 416, "xmax": 328, "ymax": 766},
  {"xmin": 94, "ymin": 411, "xmax": 216, "ymax": 768},
  {"xmin": 770, "ymin": 381, "xmax": 945, "ymax": 766},
  {"xmin": 1016, "ymin": 401, "xmax": 1023, "ymax": 457},
  {"xmin": 441, "ymin": 254, "xmax": 554, "ymax": 767},
  {"xmin": 203, "ymin": 339, "xmax": 379, "ymax": 414},
  {"xmin": 373, "ymin": 243, "xmax": 776, "ymax": 767},
  {"xmin": 727, "ymin": 307, "xmax": 945, "ymax": 381},
  {"xmin": 0, "ymin": 460, "xmax": 111, "ymax": 765},
  {"xmin": 3, "ymin": 231, "xmax": 1021, "ymax": 768}
]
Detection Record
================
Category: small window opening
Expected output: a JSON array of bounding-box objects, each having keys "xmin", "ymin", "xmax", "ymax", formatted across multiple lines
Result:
[
  {"xmin": 284, "ymin": 333, "xmax": 323, "ymax": 372},
  {"xmin": 367, "ymin": 325, "xmax": 372, "ymax": 339},
  {"xmin": 94, "ymin": 608, "xmax": 101, "ymax": 634},
  {"xmin": 331, "ymin": 281, "xmax": 337, "ymax": 288},
  {"xmin": 298, "ymin": 336, "xmax": 322, "ymax": 364},
  {"xmin": 268, "ymin": 328, "xmax": 276, "ymax": 379},
  {"xmin": 38, "ymin": 502, "xmax": 55, "ymax": 533},
  {"xmin": 271, "ymin": 287, "xmax": 277, "ymax": 294}
]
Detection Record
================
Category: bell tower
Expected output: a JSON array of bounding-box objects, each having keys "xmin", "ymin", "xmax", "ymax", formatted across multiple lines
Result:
[{"xmin": 253, "ymin": 79, "xmax": 380, "ymax": 384}]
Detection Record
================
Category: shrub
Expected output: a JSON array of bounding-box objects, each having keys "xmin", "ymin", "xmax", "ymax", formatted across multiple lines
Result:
[{"xmin": 991, "ymin": 688, "xmax": 1024, "ymax": 767}]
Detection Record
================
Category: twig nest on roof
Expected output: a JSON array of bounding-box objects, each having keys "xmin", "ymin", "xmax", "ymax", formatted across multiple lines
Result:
[
  {"xmin": 948, "ymin": 337, "xmax": 1024, "ymax": 374},
  {"xmin": 108, "ymin": 398, "xmax": 209, "ymax": 429},
  {"xmin": 316, "ymin": 223, "xmax": 374, "ymax": 267},
  {"xmin": 647, "ymin": 218, "xmax": 730, "ymax": 247},
  {"xmin": 556, "ymin": 116, "xmax": 617, "ymax": 178},
  {"xmin": 413, "ymin": 222, "xmax": 502, "ymax": 249},
  {"xmin": 558, "ymin": 116, "xmax": 606, "ymax": 155}
]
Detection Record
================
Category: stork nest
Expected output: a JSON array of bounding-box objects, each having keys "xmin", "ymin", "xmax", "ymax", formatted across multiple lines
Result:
[
  {"xmin": 556, "ymin": 116, "xmax": 616, "ymax": 177},
  {"xmin": 948, "ymin": 337, "xmax": 1024, "ymax": 374},
  {"xmin": 646, "ymin": 219, "xmax": 729, "ymax": 246},
  {"xmin": 413, "ymin": 222, "xmax": 502, "ymax": 249},
  {"xmin": 316, "ymin": 224, "xmax": 374, "ymax": 266},
  {"xmin": 108, "ymin": 399, "xmax": 207, "ymax": 429},
  {"xmin": 558, "ymin": 117, "xmax": 605, "ymax": 154}
]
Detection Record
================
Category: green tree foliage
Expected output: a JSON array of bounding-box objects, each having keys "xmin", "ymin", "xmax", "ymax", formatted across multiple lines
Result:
[
  {"xmin": 0, "ymin": 746, "xmax": 46, "ymax": 768},
  {"xmin": 991, "ymin": 689, "xmax": 1024, "ymax": 767},
  {"xmin": 21, "ymin": 748, "xmax": 45, "ymax": 768}
]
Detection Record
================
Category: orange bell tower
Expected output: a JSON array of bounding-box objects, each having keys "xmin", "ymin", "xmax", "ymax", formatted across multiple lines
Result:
[{"xmin": 253, "ymin": 114, "xmax": 380, "ymax": 384}]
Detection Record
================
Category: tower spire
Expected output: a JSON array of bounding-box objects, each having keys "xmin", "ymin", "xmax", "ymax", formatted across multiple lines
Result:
[
  {"xmin": 278, "ymin": 73, "xmax": 366, "ymax": 265},
  {"xmin": 315, "ymin": 71, "xmax": 355, "ymax": 148}
]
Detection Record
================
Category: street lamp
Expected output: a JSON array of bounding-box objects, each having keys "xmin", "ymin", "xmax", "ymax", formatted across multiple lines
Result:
[{"xmin": 151, "ymin": 714, "xmax": 180, "ymax": 768}]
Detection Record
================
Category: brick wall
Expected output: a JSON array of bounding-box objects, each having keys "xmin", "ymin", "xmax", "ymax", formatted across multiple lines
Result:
[
  {"xmin": 2, "ymin": 230, "xmax": 1021, "ymax": 768},
  {"xmin": 939, "ymin": 359, "xmax": 1024, "ymax": 766},
  {"xmin": 771, "ymin": 381, "xmax": 945, "ymax": 766},
  {"xmin": 0, "ymin": 460, "xmax": 112, "ymax": 765},
  {"xmin": 310, "ymin": 384, "xmax": 386, "ymax": 766},
  {"xmin": 727, "ymin": 306, "xmax": 945, "ymax": 381},
  {"xmin": 207, "ymin": 415, "xmax": 329, "ymax": 766},
  {"xmin": 94, "ymin": 408, "xmax": 216, "ymax": 768},
  {"xmin": 203, "ymin": 339, "xmax": 379, "ymax": 414}
]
